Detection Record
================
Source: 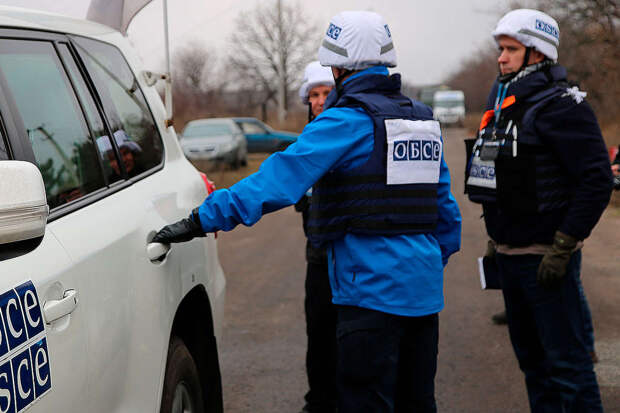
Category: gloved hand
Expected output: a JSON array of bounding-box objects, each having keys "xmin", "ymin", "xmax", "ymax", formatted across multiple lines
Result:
[
  {"xmin": 484, "ymin": 239, "xmax": 496, "ymax": 259},
  {"xmin": 152, "ymin": 208, "xmax": 205, "ymax": 244},
  {"xmin": 537, "ymin": 231, "xmax": 578, "ymax": 289}
]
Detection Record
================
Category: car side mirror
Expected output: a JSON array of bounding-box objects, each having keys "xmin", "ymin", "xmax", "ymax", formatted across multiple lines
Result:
[{"xmin": 0, "ymin": 161, "xmax": 48, "ymax": 254}]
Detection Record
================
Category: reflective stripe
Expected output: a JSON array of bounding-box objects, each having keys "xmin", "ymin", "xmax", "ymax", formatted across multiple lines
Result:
[
  {"xmin": 380, "ymin": 42, "xmax": 394, "ymax": 54},
  {"xmin": 322, "ymin": 40, "xmax": 348, "ymax": 57},
  {"xmin": 479, "ymin": 95, "xmax": 516, "ymax": 131},
  {"xmin": 518, "ymin": 28, "xmax": 559, "ymax": 46},
  {"xmin": 479, "ymin": 110, "xmax": 494, "ymax": 131}
]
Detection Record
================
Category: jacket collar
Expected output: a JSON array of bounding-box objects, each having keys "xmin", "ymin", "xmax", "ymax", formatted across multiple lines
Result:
[
  {"xmin": 486, "ymin": 64, "xmax": 567, "ymax": 109},
  {"xmin": 325, "ymin": 65, "xmax": 399, "ymax": 109}
]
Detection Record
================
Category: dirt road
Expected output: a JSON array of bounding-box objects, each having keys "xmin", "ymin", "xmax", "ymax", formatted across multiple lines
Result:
[{"xmin": 214, "ymin": 129, "xmax": 620, "ymax": 412}]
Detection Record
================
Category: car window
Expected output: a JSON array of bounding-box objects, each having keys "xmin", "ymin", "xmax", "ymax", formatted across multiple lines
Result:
[
  {"xmin": 0, "ymin": 39, "xmax": 106, "ymax": 209},
  {"xmin": 71, "ymin": 36, "xmax": 163, "ymax": 178},
  {"xmin": 0, "ymin": 124, "xmax": 7, "ymax": 160},
  {"xmin": 183, "ymin": 123, "xmax": 232, "ymax": 138},
  {"xmin": 57, "ymin": 43, "xmax": 121, "ymax": 184},
  {"xmin": 238, "ymin": 121, "xmax": 267, "ymax": 134}
]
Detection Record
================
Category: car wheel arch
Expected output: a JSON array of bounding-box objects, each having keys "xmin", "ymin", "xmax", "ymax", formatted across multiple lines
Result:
[{"xmin": 167, "ymin": 285, "xmax": 223, "ymax": 413}]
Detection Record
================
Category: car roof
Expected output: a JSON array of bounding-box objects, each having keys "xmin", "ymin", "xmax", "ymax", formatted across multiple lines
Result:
[
  {"xmin": 186, "ymin": 118, "xmax": 236, "ymax": 125},
  {"xmin": 231, "ymin": 117, "xmax": 261, "ymax": 122},
  {"xmin": 0, "ymin": 6, "xmax": 117, "ymax": 38}
]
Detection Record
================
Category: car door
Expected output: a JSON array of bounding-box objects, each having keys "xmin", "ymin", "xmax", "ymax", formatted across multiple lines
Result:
[
  {"xmin": 0, "ymin": 32, "xmax": 92, "ymax": 413},
  {"xmin": 238, "ymin": 119, "xmax": 272, "ymax": 152},
  {"xmin": 62, "ymin": 35, "xmax": 214, "ymax": 412}
]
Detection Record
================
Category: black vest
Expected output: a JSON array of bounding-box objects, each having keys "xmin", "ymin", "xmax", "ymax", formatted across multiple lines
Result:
[
  {"xmin": 307, "ymin": 72, "xmax": 441, "ymax": 246},
  {"xmin": 465, "ymin": 67, "xmax": 573, "ymax": 215}
]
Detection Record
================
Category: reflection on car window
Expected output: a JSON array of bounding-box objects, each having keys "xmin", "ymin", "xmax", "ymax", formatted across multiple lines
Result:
[
  {"xmin": 0, "ymin": 39, "xmax": 106, "ymax": 208},
  {"xmin": 57, "ymin": 43, "xmax": 121, "ymax": 184},
  {"xmin": 239, "ymin": 122, "xmax": 266, "ymax": 134},
  {"xmin": 183, "ymin": 123, "xmax": 232, "ymax": 138},
  {"xmin": 72, "ymin": 36, "xmax": 163, "ymax": 178}
]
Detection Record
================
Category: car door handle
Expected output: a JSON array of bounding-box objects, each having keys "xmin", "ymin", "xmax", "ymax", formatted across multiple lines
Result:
[
  {"xmin": 147, "ymin": 242, "xmax": 171, "ymax": 262},
  {"xmin": 43, "ymin": 289, "xmax": 78, "ymax": 324}
]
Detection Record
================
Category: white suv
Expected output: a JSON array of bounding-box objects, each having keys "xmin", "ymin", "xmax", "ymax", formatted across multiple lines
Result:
[{"xmin": 0, "ymin": 7, "xmax": 226, "ymax": 413}]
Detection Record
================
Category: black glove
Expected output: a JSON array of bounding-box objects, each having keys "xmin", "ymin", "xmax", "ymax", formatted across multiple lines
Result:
[
  {"xmin": 537, "ymin": 231, "xmax": 578, "ymax": 289},
  {"xmin": 152, "ymin": 208, "xmax": 205, "ymax": 244}
]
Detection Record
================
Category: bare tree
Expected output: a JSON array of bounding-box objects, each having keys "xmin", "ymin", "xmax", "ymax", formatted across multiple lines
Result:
[
  {"xmin": 534, "ymin": 0, "xmax": 619, "ymax": 123},
  {"xmin": 445, "ymin": 0, "xmax": 619, "ymax": 124},
  {"xmin": 445, "ymin": 43, "xmax": 498, "ymax": 112},
  {"xmin": 173, "ymin": 41, "xmax": 217, "ymax": 94},
  {"xmin": 171, "ymin": 42, "xmax": 227, "ymax": 128},
  {"xmin": 227, "ymin": 0, "xmax": 319, "ymax": 121}
]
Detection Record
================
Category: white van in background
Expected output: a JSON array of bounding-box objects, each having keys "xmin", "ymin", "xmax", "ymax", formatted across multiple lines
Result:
[
  {"xmin": 433, "ymin": 90, "xmax": 466, "ymax": 126},
  {"xmin": 0, "ymin": 6, "xmax": 225, "ymax": 413}
]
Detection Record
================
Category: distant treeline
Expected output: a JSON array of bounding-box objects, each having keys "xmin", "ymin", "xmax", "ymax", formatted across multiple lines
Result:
[{"xmin": 445, "ymin": 0, "xmax": 619, "ymax": 126}]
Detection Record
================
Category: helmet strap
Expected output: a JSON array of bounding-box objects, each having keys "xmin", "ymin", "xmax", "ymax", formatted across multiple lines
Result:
[
  {"xmin": 334, "ymin": 69, "xmax": 354, "ymax": 94},
  {"xmin": 308, "ymin": 104, "xmax": 315, "ymax": 122}
]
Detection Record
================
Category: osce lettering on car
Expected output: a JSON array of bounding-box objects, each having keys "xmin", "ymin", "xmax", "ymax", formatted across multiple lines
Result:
[
  {"xmin": 0, "ymin": 281, "xmax": 51, "ymax": 413},
  {"xmin": 326, "ymin": 23, "xmax": 342, "ymax": 40}
]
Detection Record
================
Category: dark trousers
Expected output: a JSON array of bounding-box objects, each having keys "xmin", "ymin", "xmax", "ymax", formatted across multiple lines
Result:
[
  {"xmin": 336, "ymin": 305, "xmax": 438, "ymax": 413},
  {"xmin": 304, "ymin": 261, "xmax": 338, "ymax": 412},
  {"xmin": 497, "ymin": 251, "xmax": 603, "ymax": 413}
]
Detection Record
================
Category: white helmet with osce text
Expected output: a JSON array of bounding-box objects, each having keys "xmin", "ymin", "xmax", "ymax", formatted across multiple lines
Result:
[
  {"xmin": 318, "ymin": 11, "xmax": 397, "ymax": 70},
  {"xmin": 492, "ymin": 8, "xmax": 560, "ymax": 61}
]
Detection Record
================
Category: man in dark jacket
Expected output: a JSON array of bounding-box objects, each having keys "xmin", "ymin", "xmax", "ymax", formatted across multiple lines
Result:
[{"xmin": 465, "ymin": 8, "xmax": 612, "ymax": 412}]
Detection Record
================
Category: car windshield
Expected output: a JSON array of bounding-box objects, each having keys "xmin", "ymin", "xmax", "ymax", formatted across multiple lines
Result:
[
  {"xmin": 434, "ymin": 100, "xmax": 463, "ymax": 108},
  {"xmin": 184, "ymin": 123, "xmax": 232, "ymax": 138}
]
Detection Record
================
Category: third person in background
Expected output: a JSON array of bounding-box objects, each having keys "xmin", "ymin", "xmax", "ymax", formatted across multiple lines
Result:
[
  {"xmin": 465, "ymin": 8, "xmax": 613, "ymax": 412},
  {"xmin": 295, "ymin": 61, "xmax": 338, "ymax": 413}
]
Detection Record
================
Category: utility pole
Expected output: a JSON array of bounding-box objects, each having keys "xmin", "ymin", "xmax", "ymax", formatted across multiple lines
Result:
[{"xmin": 277, "ymin": 0, "xmax": 287, "ymax": 123}]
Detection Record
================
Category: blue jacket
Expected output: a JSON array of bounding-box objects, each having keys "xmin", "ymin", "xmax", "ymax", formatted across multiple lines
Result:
[
  {"xmin": 307, "ymin": 71, "xmax": 441, "ymax": 246},
  {"xmin": 196, "ymin": 66, "xmax": 462, "ymax": 316}
]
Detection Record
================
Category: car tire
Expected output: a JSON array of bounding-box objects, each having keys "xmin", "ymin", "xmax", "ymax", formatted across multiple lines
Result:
[
  {"xmin": 241, "ymin": 156, "xmax": 248, "ymax": 167},
  {"xmin": 160, "ymin": 337, "xmax": 206, "ymax": 413}
]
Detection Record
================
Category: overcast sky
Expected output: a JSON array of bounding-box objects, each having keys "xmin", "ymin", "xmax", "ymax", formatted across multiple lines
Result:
[{"xmin": 0, "ymin": 0, "xmax": 508, "ymax": 85}]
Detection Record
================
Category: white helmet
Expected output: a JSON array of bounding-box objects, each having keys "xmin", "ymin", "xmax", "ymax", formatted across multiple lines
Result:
[
  {"xmin": 493, "ymin": 9, "xmax": 560, "ymax": 61},
  {"xmin": 299, "ymin": 61, "xmax": 335, "ymax": 104},
  {"xmin": 318, "ymin": 11, "xmax": 396, "ymax": 70}
]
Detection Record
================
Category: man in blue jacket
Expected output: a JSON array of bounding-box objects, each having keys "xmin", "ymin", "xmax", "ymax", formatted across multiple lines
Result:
[
  {"xmin": 465, "ymin": 9, "xmax": 612, "ymax": 412},
  {"xmin": 154, "ymin": 11, "xmax": 461, "ymax": 413}
]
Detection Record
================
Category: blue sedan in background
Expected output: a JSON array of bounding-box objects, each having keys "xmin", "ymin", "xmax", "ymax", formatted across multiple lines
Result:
[{"xmin": 232, "ymin": 117, "xmax": 298, "ymax": 153}]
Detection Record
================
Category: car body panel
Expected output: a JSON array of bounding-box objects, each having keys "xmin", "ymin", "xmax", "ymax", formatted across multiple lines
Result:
[
  {"xmin": 232, "ymin": 117, "xmax": 298, "ymax": 153},
  {"xmin": 0, "ymin": 8, "xmax": 226, "ymax": 413},
  {"xmin": 0, "ymin": 230, "xmax": 88, "ymax": 412}
]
